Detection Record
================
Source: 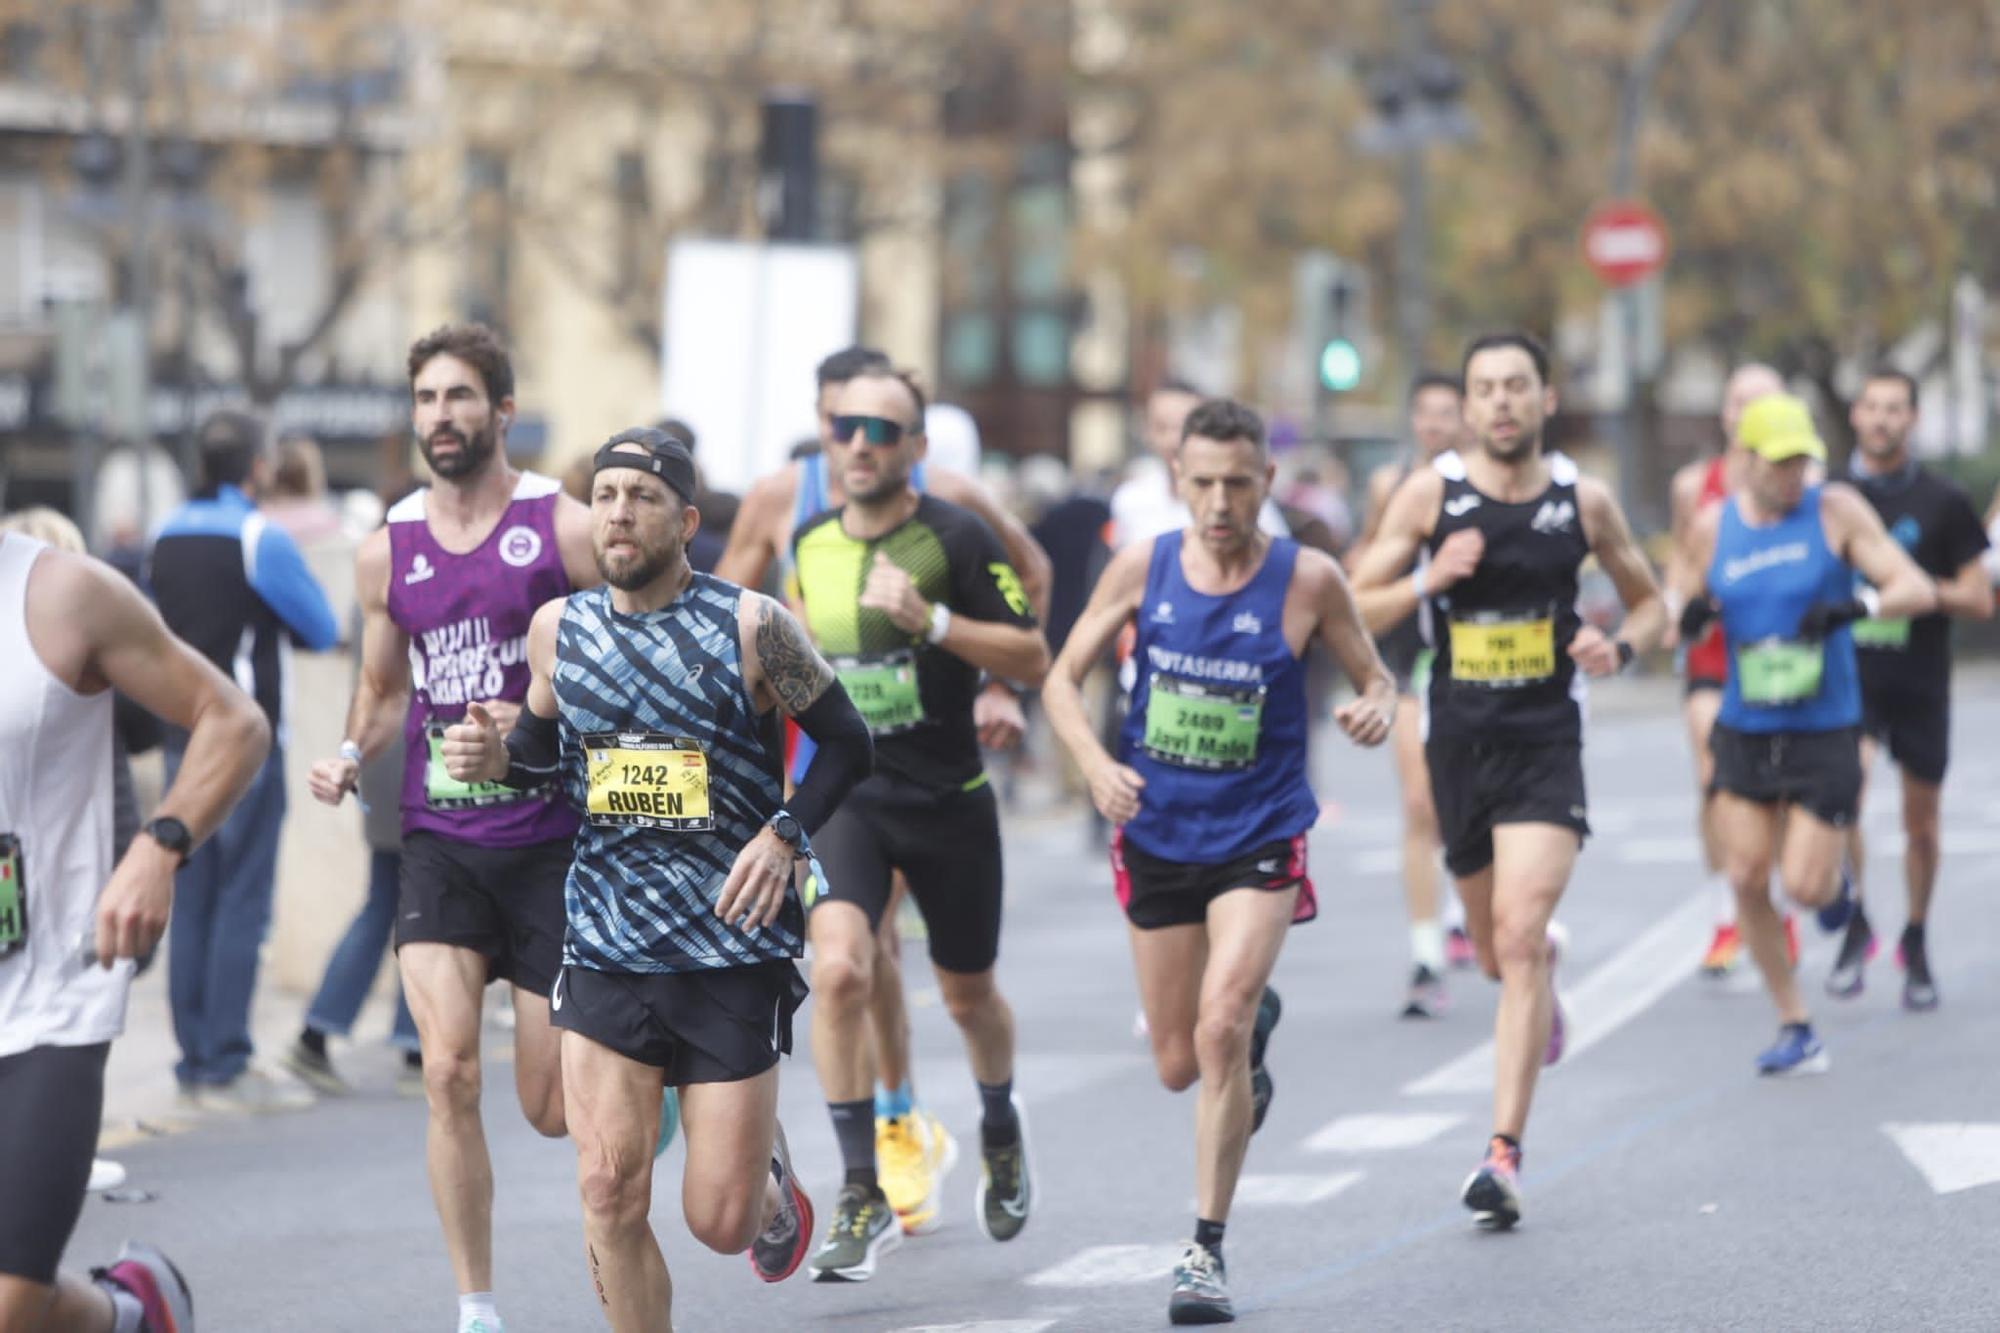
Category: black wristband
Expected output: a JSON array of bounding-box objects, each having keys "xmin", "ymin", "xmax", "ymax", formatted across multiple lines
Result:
[
  {"xmin": 1615, "ymin": 639, "xmax": 1636, "ymax": 671},
  {"xmin": 501, "ymin": 708, "xmax": 562, "ymax": 789}
]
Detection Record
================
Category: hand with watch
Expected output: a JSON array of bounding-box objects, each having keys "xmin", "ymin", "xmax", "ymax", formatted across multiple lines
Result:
[
  {"xmin": 714, "ymin": 809, "xmax": 810, "ymax": 932},
  {"xmin": 89, "ymin": 813, "xmax": 193, "ymax": 969}
]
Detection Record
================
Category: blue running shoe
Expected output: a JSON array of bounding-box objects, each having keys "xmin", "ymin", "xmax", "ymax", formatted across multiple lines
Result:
[
  {"xmin": 1755, "ymin": 1023, "xmax": 1829, "ymax": 1076},
  {"xmin": 1816, "ymin": 867, "xmax": 1855, "ymax": 934}
]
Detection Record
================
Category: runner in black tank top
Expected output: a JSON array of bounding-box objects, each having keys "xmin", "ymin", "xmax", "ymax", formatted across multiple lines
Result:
[{"xmin": 1350, "ymin": 332, "xmax": 1666, "ymax": 1233}]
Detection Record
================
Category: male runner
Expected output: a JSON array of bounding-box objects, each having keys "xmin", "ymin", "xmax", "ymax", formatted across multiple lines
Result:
[
  {"xmin": 444, "ymin": 429, "xmax": 871, "ymax": 1328},
  {"xmin": 1044, "ymin": 396, "xmax": 1393, "ymax": 1324},
  {"xmin": 718, "ymin": 346, "xmax": 1050, "ymax": 1235},
  {"xmin": 306, "ymin": 324, "xmax": 597, "ymax": 1333},
  {"xmin": 1, "ymin": 529, "xmax": 269, "ymax": 1333},
  {"xmin": 1353, "ymin": 371, "xmax": 1470, "ymax": 1017},
  {"xmin": 791, "ymin": 368, "xmax": 1049, "ymax": 1281},
  {"xmin": 1350, "ymin": 332, "xmax": 1666, "ymax": 1230},
  {"xmin": 1825, "ymin": 369, "xmax": 1991, "ymax": 1006},
  {"xmin": 1674, "ymin": 393, "xmax": 1934, "ymax": 1072},
  {"xmin": 1665, "ymin": 363, "xmax": 1787, "ymax": 976}
]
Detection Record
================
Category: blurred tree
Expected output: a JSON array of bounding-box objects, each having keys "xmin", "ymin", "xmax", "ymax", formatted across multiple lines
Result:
[
  {"xmin": 0, "ymin": 0, "xmax": 432, "ymax": 404},
  {"xmin": 1081, "ymin": 0, "xmax": 2000, "ymax": 441}
]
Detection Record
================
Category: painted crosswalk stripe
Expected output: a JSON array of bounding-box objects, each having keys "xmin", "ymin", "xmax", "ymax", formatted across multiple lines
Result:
[
  {"xmin": 1026, "ymin": 1244, "xmax": 1184, "ymax": 1288},
  {"xmin": 1883, "ymin": 1123, "xmax": 2000, "ymax": 1195},
  {"xmin": 893, "ymin": 1320, "xmax": 1067, "ymax": 1333},
  {"xmin": 1215, "ymin": 1171, "xmax": 1364, "ymax": 1207},
  {"xmin": 1403, "ymin": 893, "xmax": 1712, "ymax": 1096},
  {"xmin": 1304, "ymin": 1111, "xmax": 1464, "ymax": 1153}
]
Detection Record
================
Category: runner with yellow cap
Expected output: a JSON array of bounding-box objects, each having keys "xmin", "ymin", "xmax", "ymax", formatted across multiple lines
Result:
[{"xmin": 1672, "ymin": 393, "xmax": 1936, "ymax": 1075}]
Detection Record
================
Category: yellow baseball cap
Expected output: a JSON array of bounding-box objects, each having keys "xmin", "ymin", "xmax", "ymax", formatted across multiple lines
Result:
[{"xmin": 1735, "ymin": 393, "xmax": 1826, "ymax": 463}]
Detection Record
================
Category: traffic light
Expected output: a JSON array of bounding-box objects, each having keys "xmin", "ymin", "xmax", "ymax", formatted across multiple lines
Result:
[
  {"xmin": 1317, "ymin": 270, "xmax": 1365, "ymax": 393},
  {"xmin": 1319, "ymin": 335, "xmax": 1362, "ymax": 392}
]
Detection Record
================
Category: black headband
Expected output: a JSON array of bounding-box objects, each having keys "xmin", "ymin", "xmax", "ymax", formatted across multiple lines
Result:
[{"xmin": 593, "ymin": 428, "xmax": 697, "ymax": 504}]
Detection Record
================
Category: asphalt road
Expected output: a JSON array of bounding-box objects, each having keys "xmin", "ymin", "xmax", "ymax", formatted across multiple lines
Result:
[{"xmin": 68, "ymin": 677, "xmax": 2000, "ymax": 1332}]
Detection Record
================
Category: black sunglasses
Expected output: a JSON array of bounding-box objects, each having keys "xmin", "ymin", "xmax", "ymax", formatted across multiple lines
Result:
[{"xmin": 830, "ymin": 414, "xmax": 907, "ymax": 447}]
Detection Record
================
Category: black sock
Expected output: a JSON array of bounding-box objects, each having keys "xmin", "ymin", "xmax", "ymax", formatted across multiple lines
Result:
[
  {"xmin": 977, "ymin": 1079, "xmax": 1019, "ymax": 1148},
  {"xmin": 1193, "ymin": 1217, "xmax": 1226, "ymax": 1261},
  {"xmin": 829, "ymin": 1099, "xmax": 877, "ymax": 1193},
  {"xmin": 1493, "ymin": 1132, "xmax": 1522, "ymax": 1156},
  {"xmin": 299, "ymin": 1027, "xmax": 327, "ymax": 1058},
  {"xmin": 403, "ymin": 1049, "xmax": 422, "ymax": 1070},
  {"xmin": 1903, "ymin": 920, "xmax": 1926, "ymax": 946}
]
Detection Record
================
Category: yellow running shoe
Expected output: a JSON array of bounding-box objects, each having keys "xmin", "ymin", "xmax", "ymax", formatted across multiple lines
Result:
[{"xmin": 877, "ymin": 1115, "xmax": 941, "ymax": 1235}]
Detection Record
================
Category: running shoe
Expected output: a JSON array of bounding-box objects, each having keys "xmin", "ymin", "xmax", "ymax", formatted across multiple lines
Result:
[
  {"xmin": 97, "ymin": 1240, "xmax": 195, "ymax": 1332},
  {"xmin": 197, "ymin": 1067, "xmax": 314, "ymax": 1115},
  {"xmin": 1700, "ymin": 923, "xmax": 1740, "ymax": 977},
  {"xmin": 1445, "ymin": 924, "xmax": 1477, "ymax": 970},
  {"xmin": 1783, "ymin": 914, "xmax": 1800, "ymax": 970},
  {"xmin": 918, "ymin": 1108, "xmax": 958, "ymax": 1180},
  {"xmin": 1401, "ymin": 964, "xmax": 1447, "ymax": 1019},
  {"xmin": 750, "ymin": 1122, "xmax": 813, "ymax": 1283},
  {"xmin": 88, "ymin": 1159, "xmax": 128, "ymax": 1192},
  {"xmin": 1815, "ymin": 867, "xmax": 1856, "ymax": 934},
  {"xmin": 1901, "ymin": 927, "xmax": 1939, "ymax": 1012},
  {"xmin": 1250, "ymin": 986, "xmax": 1282, "ymax": 1131},
  {"xmin": 878, "ymin": 1114, "xmax": 947, "ymax": 1235},
  {"xmin": 1755, "ymin": 1023, "xmax": 1829, "ymax": 1076},
  {"xmin": 975, "ymin": 1096, "xmax": 1032, "ymax": 1241},
  {"xmin": 1461, "ymin": 1135, "xmax": 1524, "ymax": 1230},
  {"xmin": 809, "ymin": 1183, "xmax": 901, "ymax": 1282},
  {"xmin": 281, "ymin": 1037, "xmax": 350, "ymax": 1096},
  {"xmin": 655, "ymin": 1088, "xmax": 680, "ymax": 1157},
  {"xmin": 1543, "ymin": 923, "xmax": 1568, "ymax": 1067},
  {"xmin": 1826, "ymin": 911, "xmax": 1875, "ymax": 999},
  {"xmin": 1167, "ymin": 1241, "xmax": 1233, "ymax": 1325}
]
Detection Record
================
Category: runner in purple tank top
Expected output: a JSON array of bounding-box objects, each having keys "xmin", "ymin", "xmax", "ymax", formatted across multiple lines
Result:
[{"xmin": 307, "ymin": 324, "xmax": 600, "ymax": 1333}]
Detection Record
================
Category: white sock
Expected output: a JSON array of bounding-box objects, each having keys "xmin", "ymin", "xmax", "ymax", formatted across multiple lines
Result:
[
  {"xmin": 1410, "ymin": 919, "xmax": 1446, "ymax": 971},
  {"xmin": 459, "ymin": 1293, "xmax": 502, "ymax": 1332},
  {"xmin": 1441, "ymin": 877, "xmax": 1466, "ymax": 930},
  {"xmin": 1708, "ymin": 875, "xmax": 1734, "ymax": 927}
]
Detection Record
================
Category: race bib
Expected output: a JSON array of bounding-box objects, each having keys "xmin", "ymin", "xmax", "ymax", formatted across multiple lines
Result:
[
  {"xmin": 833, "ymin": 651, "xmax": 926, "ymax": 736},
  {"xmin": 584, "ymin": 732, "xmax": 714, "ymax": 831},
  {"xmin": 1737, "ymin": 638, "xmax": 1825, "ymax": 705},
  {"xmin": 1448, "ymin": 611, "xmax": 1556, "ymax": 687},
  {"xmin": 0, "ymin": 834, "xmax": 24, "ymax": 960},
  {"xmin": 1142, "ymin": 675, "xmax": 1264, "ymax": 771},
  {"xmin": 1851, "ymin": 617, "xmax": 1911, "ymax": 650},
  {"xmin": 425, "ymin": 724, "xmax": 529, "ymax": 809}
]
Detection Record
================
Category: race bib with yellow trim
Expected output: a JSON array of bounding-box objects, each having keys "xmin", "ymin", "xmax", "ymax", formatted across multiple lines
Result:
[
  {"xmin": 1448, "ymin": 611, "xmax": 1556, "ymax": 687},
  {"xmin": 583, "ymin": 732, "xmax": 714, "ymax": 831},
  {"xmin": 833, "ymin": 650, "xmax": 926, "ymax": 736},
  {"xmin": 1142, "ymin": 674, "xmax": 1264, "ymax": 771},
  {"xmin": 1851, "ymin": 616, "xmax": 1911, "ymax": 650},
  {"xmin": 1736, "ymin": 638, "xmax": 1825, "ymax": 706},
  {"xmin": 0, "ymin": 833, "xmax": 24, "ymax": 960},
  {"xmin": 425, "ymin": 724, "xmax": 531, "ymax": 809}
]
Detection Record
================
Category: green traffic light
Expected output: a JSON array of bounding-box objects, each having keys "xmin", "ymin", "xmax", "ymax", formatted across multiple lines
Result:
[{"xmin": 1319, "ymin": 338, "xmax": 1362, "ymax": 392}]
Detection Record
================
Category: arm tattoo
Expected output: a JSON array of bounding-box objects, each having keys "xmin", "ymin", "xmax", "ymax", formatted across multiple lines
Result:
[{"xmin": 755, "ymin": 598, "xmax": 834, "ymax": 715}]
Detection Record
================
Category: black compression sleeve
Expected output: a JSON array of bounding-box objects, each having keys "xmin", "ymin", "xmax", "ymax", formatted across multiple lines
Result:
[
  {"xmin": 501, "ymin": 707, "xmax": 562, "ymax": 790},
  {"xmin": 787, "ymin": 679, "xmax": 874, "ymax": 835}
]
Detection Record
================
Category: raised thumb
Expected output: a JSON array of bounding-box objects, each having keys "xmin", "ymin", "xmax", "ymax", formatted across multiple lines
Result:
[{"xmin": 466, "ymin": 701, "xmax": 494, "ymax": 730}]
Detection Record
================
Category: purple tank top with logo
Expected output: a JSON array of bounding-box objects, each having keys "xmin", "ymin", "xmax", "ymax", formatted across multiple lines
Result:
[{"xmin": 385, "ymin": 473, "xmax": 579, "ymax": 847}]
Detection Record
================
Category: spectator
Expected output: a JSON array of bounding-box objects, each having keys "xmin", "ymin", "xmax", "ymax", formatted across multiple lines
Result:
[
  {"xmin": 146, "ymin": 410, "xmax": 339, "ymax": 1113},
  {"xmin": 261, "ymin": 433, "xmax": 346, "ymax": 548}
]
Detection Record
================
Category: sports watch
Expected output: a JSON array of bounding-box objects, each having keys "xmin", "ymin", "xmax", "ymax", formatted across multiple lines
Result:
[
  {"xmin": 143, "ymin": 815, "xmax": 193, "ymax": 865},
  {"xmin": 768, "ymin": 810, "xmax": 806, "ymax": 856}
]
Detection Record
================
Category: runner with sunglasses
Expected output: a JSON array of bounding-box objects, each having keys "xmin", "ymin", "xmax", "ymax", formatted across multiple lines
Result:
[{"xmin": 789, "ymin": 368, "xmax": 1050, "ymax": 1282}]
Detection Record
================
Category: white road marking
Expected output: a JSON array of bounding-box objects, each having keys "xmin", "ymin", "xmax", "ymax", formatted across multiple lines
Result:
[
  {"xmin": 1304, "ymin": 1111, "xmax": 1464, "ymax": 1153},
  {"xmin": 1403, "ymin": 894, "xmax": 1713, "ymax": 1096},
  {"xmin": 1026, "ymin": 1244, "xmax": 1185, "ymax": 1288},
  {"xmin": 1883, "ymin": 1123, "xmax": 2000, "ymax": 1195},
  {"xmin": 1212, "ymin": 1171, "xmax": 1365, "ymax": 1207},
  {"xmin": 894, "ymin": 1320, "xmax": 1067, "ymax": 1333}
]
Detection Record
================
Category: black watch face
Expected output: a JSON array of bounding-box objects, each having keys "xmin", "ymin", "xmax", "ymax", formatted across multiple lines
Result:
[
  {"xmin": 774, "ymin": 815, "xmax": 802, "ymax": 844},
  {"xmin": 149, "ymin": 817, "xmax": 191, "ymax": 853}
]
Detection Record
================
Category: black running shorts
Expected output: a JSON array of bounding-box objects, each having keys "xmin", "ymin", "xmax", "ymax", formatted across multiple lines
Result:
[
  {"xmin": 1860, "ymin": 682, "xmax": 1949, "ymax": 786},
  {"xmin": 808, "ymin": 775, "xmax": 1005, "ymax": 975},
  {"xmin": 1111, "ymin": 832, "xmax": 1317, "ymax": 931},
  {"xmin": 0, "ymin": 1042, "xmax": 108, "ymax": 1283},
  {"xmin": 1709, "ymin": 724, "xmax": 1862, "ymax": 828},
  {"xmin": 396, "ymin": 832, "xmax": 570, "ymax": 997},
  {"xmin": 1425, "ymin": 737, "xmax": 1590, "ymax": 878},
  {"xmin": 552, "ymin": 961, "xmax": 807, "ymax": 1085}
]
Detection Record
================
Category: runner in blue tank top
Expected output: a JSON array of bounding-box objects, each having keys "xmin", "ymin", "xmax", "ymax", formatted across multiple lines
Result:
[
  {"xmin": 306, "ymin": 324, "xmax": 604, "ymax": 1333},
  {"xmin": 1350, "ymin": 332, "xmax": 1667, "ymax": 1235},
  {"xmin": 442, "ymin": 429, "xmax": 875, "ymax": 1313},
  {"xmin": 1674, "ymin": 393, "xmax": 1935, "ymax": 1077},
  {"xmin": 1044, "ymin": 397, "xmax": 1394, "ymax": 1326}
]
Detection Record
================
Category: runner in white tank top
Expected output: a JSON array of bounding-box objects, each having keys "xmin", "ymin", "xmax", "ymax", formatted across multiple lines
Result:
[{"xmin": 0, "ymin": 531, "xmax": 269, "ymax": 1333}]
